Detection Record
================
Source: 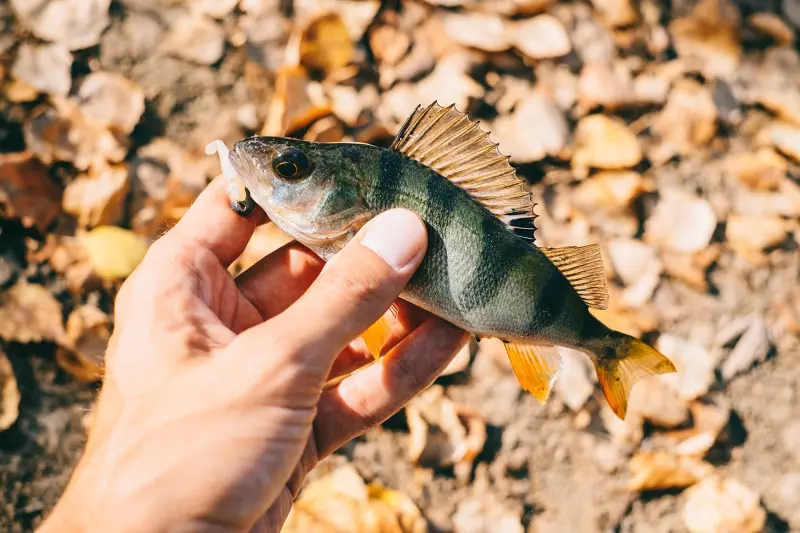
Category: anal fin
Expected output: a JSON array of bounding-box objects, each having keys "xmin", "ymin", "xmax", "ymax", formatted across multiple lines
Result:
[
  {"xmin": 360, "ymin": 303, "xmax": 400, "ymax": 359},
  {"xmin": 503, "ymin": 341, "xmax": 563, "ymax": 403},
  {"xmin": 540, "ymin": 245, "xmax": 609, "ymax": 310}
]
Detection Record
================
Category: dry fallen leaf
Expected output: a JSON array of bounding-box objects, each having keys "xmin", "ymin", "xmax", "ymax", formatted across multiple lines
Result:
[
  {"xmin": 77, "ymin": 72, "xmax": 146, "ymax": 135},
  {"xmin": 511, "ymin": 14, "xmax": 572, "ymax": 60},
  {"xmin": 748, "ymin": 12, "xmax": 795, "ymax": 46},
  {"xmin": 262, "ymin": 65, "xmax": 333, "ymax": 136},
  {"xmin": 0, "ymin": 350, "xmax": 21, "ymax": 432},
  {"xmin": 627, "ymin": 375, "xmax": 689, "ymax": 429},
  {"xmin": 166, "ymin": 13, "xmax": 226, "ymax": 65},
  {"xmin": 656, "ymin": 334, "xmax": 716, "ymax": 401},
  {"xmin": 572, "ymin": 114, "xmax": 642, "ymax": 177},
  {"xmin": 726, "ymin": 214, "xmax": 787, "ymax": 256},
  {"xmin": 10, "ymin": 42, "xmax": 72, "ymax": 97},
  {"xmin": 554, "ymin": 347, "xmax": 595, "ymax": 411},
  {"xmin": 24, "ymin": 99, "xmax": 128, "ymax": 171},
  {"xmin": 644, "ymin": 190, "xmax": 718, "ymax": 253},
  {"xmin": 0, "ymin": 152, "xmax": 63, "ymax": 232},
  {"xmin": 10, "ymin": 0, "xmax": 111, "ymax": 51},
  {"xmin": 651, "ymin": 79, "xmax": 718, "ymax": 163},
  {"xmin": 406, "ymin": 385, "xmax": 486, "ymax": 484},
  {"xmin": 766, "ymin": 122, "xmax": 800, "ymax": 163},
  {"xmin": 0, "ymin": 283, "xmax": 67, "ymax": 345},
  {"xmin": 668, "ymin": 0, "xmax": 742, "ymax": 79},
  {"xmin": 443, "ymin": 12, "xmax": 509, "ymax": 52},
  {"xmin": 724, "ymin": 149, "xmax": 787, "ymax": 191},
  {"xmin": 283, "ymin": 463, "xmax": 427, "ymax": 533},
  {"xmin": 591, "ymin": 0, "xmax": 638, "ymax": 27},
  {"xmin": 628, "ymin": 450, "xmax": 714, "ymax": 492},
  {"xmin": 63, "ymin": 164, "xmax": 130, "ymax": 228},
  {"xmin": 81, "ymin": 226, "xmax": 149, "ymax": 281},
  {"xmin": 56, "ymin": 304, "xmax": 109, "ymax": 382},
  {"xmin": 299, "ymin": 12, "xmax": 354, "ymax": 74},
  {"xmin": 490, "ymin": 92, "xmax": 568, "ymax": 163},
  {"xmin": 659, "ymin": 398, "xmax": 731, "ymax": 458},
  {"xmin": 683, "ymin": 476, "xmax": 766, "ymax": 533}
]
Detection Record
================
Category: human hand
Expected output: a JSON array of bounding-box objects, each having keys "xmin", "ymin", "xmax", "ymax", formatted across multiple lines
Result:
[{"xmin": 38, "ymin": 176, "xmax": 469, "ymax": 533}]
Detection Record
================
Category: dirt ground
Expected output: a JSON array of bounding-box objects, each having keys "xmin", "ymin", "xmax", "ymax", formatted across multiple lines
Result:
[{"xmin": 2, "ymin": 0, "xmax": 800, "ymax": 532}]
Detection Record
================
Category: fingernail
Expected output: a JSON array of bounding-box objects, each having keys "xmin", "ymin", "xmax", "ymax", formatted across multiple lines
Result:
[{"xmin": 361, "ymin": 209, "xmax": 426, "ymax": 271}]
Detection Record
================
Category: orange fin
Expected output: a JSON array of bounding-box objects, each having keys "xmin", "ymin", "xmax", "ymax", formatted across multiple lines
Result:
[
  {"xmin": 503, "ymin": 341, "xmax": 563, "ymax": 403},
  {"xmin": 594, "ymin": 336, "xmax": 676, "ymax": 419},
  {"xmin": 360, "ymin": 303, "xmax": 400, "ymax": 359},
  {"xmin": 540, "ymin": 245, "xmax": 609, "ymax": 310}
]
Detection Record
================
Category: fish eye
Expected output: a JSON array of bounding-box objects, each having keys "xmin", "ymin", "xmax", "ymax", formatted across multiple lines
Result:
[{"xmin": 273, "ymin": 148, "xmax": 310, "ymax": 180}]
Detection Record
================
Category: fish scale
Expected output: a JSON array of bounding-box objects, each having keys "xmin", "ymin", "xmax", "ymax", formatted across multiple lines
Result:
[{"xmin": 206, "ymin": 102, "xmax": 676, "ymax": 420}]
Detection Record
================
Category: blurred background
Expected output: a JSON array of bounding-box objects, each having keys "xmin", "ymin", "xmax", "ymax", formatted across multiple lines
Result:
[{"xmin": 1, "ymin": 0, "xmax": 800, "ymax": 531}]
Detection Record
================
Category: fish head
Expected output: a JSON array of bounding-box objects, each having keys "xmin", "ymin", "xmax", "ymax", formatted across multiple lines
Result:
[{"xmin": 230, "ymin": 136, "xmax": 371, "ymax": 258}]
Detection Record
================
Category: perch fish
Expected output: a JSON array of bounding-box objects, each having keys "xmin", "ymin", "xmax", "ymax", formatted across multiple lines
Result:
[{"xmin": 206, "ymin": 102, "xmax": 676, "ymax": 419}]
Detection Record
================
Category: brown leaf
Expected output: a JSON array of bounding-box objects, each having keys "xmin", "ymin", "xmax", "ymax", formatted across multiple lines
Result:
[
  {"xmin": 683, "ymin": 476, "xmax": 766, "ymax": 533},
  {"xmin": 0, "ymin": 350, "xmax": 21, "ymax": 432},
  {"xmin": 10, "ymin": 0, "xmax": 111, "ymax": 51},
  {"xmin": 0, "ymin": 152, "xmax": 63, "ymax": 232},
  {"xmin": 283, "ymin": 464, "xmax": 427, "ymax": 533},
  {"xmin": 77, "ymin": 72, "xmax": 146, "ymax": 135},
  {"xmin": 166, "ymin": 13, "xmax": 226, "ymax": 65},
  {"xmin": 262, "ymin": 65, "xmax": 333, "ymax": 136},
  {"xmin": 572, "ymin": 115, "xmax": 642, "ymax": 178},
  {"xmin": 724, "ymin": 149, "xmax": 787, "ymax": 191},
  {"xmin": 63, "ymin": 164, "xmax": 129, "ymax": 228},
  {"xmin": 628, "ymin": 451, "xmax": 714, "ymax": 492},
  {"xmin": 24, "ymin": 99, "xmax": 128, "ymax": 171},
  {"xmin": 406, "ymin": 385, "xmax": 486, "ymax": 484},
  {"xmin": 10, "ymin": 42, "xmax": 72, "ymax": 97},
  {"xmin": 443, "ymin": 12, "xmax": 509, "ymax": 52},
  {"xmin": 668, "ymin": 0, "xmax": 742, "ymax": 80},
  {"xmin": 651, "ymin": 79, "xmax": 717, "ymax": 163},
  {"xmin": 511, "ymin": 14, "xmax": 571, "ymax": 60},
  {"xmin": 56, "ymin": 304, "xmax": 109, "ymax": 382},
  {"xmin": 299, "ymin": 12, "xmax": 354, "ymax": 74},
  {"xmin": 0, "ymin": 283, "xmax": 67, "ymax": 345},
  {"xmin": 590, "ymin": 0, "xmax": 638, "ymax": 27},
  {"xmin": 490, "ymin": 92, "xmax": 568, "ymax": 163},
  {"xmin": 644, "ymin": 190, "xmax": 718, "ymax": 253},
  {"xmin": 748, "ymin": 12, "xmax": 795, "ymax": 47}
]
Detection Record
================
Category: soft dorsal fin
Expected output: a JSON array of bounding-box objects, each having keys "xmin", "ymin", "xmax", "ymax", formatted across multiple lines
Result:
[
  {"xmin": 540, "ymin": 245, "xmax": 609, "ymax": 310},
  {"xmin": 392, "ymin": 102, "xmax": 537, "ymax": 243}
]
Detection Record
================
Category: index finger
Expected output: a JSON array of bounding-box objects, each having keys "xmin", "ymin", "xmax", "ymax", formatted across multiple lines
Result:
[{"xmin": 161, "ymin": 175, "xmax": 267, "ymax": 267}]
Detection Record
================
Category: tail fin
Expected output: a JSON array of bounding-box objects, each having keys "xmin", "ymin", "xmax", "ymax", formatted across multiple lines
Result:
[{"xmin": 593, "ymin": 333, "xmax": 676, "ymax": 419}]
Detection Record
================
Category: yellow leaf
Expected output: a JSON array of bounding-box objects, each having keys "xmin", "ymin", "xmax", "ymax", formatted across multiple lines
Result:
[
  {"xmin": 82, "ymin": 225, "xmax": 148, "ymax": 280},
  {"xmin": 0, "ymin": 351, "xmax": 20, "ymax": 432}
]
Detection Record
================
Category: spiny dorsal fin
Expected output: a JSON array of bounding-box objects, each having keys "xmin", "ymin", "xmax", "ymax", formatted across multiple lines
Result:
[
  {"xmin": 540, "ymin": 245, "xmax": 609, "ymax": 310},
  {"xmin": 392, "ymin": 102, "xmax": 537, "ymax": 244}
]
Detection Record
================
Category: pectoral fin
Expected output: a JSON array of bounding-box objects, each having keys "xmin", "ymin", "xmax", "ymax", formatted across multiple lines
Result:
[
  {"xmin": 360, "ymin": 303, "xmax": 400, "ymax": 359},
  {"xmin": 503, "ymin": 341, "xmax": 563, "ymax": 403}
]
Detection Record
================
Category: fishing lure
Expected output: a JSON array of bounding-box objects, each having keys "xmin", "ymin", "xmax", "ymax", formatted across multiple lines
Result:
[{"xmin": 207, "ymin": 102, "xmax": 676, "ymax": 419}]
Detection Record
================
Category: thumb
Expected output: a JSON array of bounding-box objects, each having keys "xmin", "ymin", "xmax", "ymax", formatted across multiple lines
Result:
[{"xmin": 231, "ymin": 208, "xmax": 428, "ymax": 381}]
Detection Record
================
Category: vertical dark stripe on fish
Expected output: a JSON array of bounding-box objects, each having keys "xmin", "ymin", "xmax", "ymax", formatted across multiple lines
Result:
[
  {"xmin": 455, "ymin": 217, "xmax": 512, "ymax": 312},
  {"xmin": 341, "ymin": 144, "xmax": 363, "ymax": 165},
  {"xmin": 534, "ymin": 269, "xmax": 569, "ymax": 329},
  {"xmin": 378, "ymin": 150, "xmax": 404, "ymax": 207}
]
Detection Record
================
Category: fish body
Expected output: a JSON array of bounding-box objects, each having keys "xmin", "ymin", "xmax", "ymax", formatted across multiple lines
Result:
[{"xmin": 208, "ymin": 102, "xmax": 675, "ymax": 419}]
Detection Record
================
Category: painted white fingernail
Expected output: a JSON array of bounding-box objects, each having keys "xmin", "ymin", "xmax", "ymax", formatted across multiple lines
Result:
[{"xmin": 360, "ymin": 209, "xmax": 426, "ymax": 271}]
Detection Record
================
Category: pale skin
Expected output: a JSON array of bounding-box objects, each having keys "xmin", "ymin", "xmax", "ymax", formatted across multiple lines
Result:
[{"xmin": 37, "ymin": 176, "xmax": 469, "ymax": 533}]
